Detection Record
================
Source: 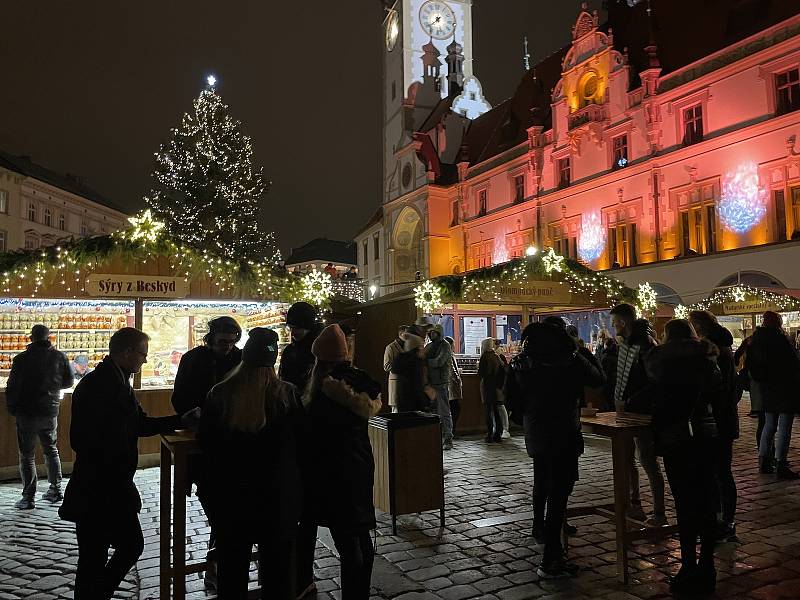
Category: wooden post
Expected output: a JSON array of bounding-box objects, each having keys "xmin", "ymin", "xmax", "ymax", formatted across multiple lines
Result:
[
  {"xmin": 133, "ymin": 298, "xmax": 143, "ymax": 389},
  {"xmin": 159, "ymin": 441, "xmax": 172, "ymax": 599}
]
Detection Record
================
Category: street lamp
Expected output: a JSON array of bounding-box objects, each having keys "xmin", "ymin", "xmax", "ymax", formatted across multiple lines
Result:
[
  {"xmin": 525, "ymin": 245, "xmax": 538, "ymax": 257},
  {"xmin": 369, "ymin": 284, "xmax": 377, "ymax": 298}
]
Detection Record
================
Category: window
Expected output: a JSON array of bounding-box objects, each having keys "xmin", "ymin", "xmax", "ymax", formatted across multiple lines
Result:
[
  {"xmin": 608, "ymin": 226, "xmax": 618, "ymax": 267},
  {"xmin": 58, "ymin": 213, "xmax": 65, "ymax": 231},
  {"xmin": 775, "ymin": 190, "xmax": 788, "ymax": 241},
  {"xmin": 0, "ymin": 230, "xmax": 5, "ymax": 252},
  {"xmin": 682, "ymin": 105, "xmax": 703, "ymax": 146},
  {"xmin": 44, "ymin": 207, "xmax": 52, "ymax": 227},
  {"xmin": 469, "ymin": 92, "xmax": 476, "ymax": 100},
  {"xmin": 680, "ymin": 204, "xmax": 716, "ymax": 254},
  {"xmin": 776, "ymin": 69, "xmax": 800, "ymax": 115},
  {"xmin": 477, "ymin": 189, "xmax": 487, "ymax": 216},
  {"xmin": 362, "ymin": 240, "xmax": 368, "ymax": 265},
  {"xmin": 570, "ymin": 237, "xmax": 578, "ymax": 260},
  {"xmin": 680, "ymin": 211, "xmax": 691, "ymax": 254},
  {"xmin": 24, "ymin": 233, "xmax": 38, "ymax": 250},
  {"xmin": 693, "ymin": 207, "xmax": 703, "ymax": 252},
  {"xmin": 0, "ymin": 190, "xmax": 7, "ymax": 214},
  {"xmin": 373, "ymin": 234, "xmax": 380, "ymax": 261},
  {"xmin": 513, "ymin": 175, "xmax": 525, "ymax": 203},
  {"xmin": 612, "ymin": 135, "xmax": 628, "ymax": 169},
  {"xmin": 608, "ymin": 224, "xmax": 637, "ymax": 267},
  {"xmin": 80, "ymin": 223, "xmax": 88, "ymax": 236},
  {"xmin": 28, "ymin": 202, "xmax": 36, "ymax": 222},
  {"xmin": 629, "ymin": 223, "xmax": 638, "ymax": 266},
  {"xmin": 557, "ymin": 158, "xmax": 571, "ymax": 188},
  {"xmin": 469, "ymin": 240, "xmax": 493, "ymax": 269},
  {"xmin": 451, "ymin": 200, "xmax": 459, "ymax": 226},
  {"xmin": 792, "ymin": 187, "xmax": 800, "ymax": 237},
  {"xmin": 705, "ymin": 205, "xmax": 717, "ymax": 253}
]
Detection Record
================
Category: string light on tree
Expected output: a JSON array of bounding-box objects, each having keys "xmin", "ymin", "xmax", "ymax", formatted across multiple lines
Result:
[
  {"xmin": 577, "ymin": 211, "xmax": 606, "ymax": 263},
  {"xmin": 414, "ymin": 280, "xmax": 444, "ymax": 313},
  {"xmin": 300, "ymin": 269, "xmax": 333, "ymax": 305},
  {"xmin": 718, "ymin": 162, "xmax": 767, "ymax": 233},
  {"xmin": 637, "ymin": 282, "xmax": 658, "ymax": 312},
  {"xmin": 542, "ymin": 248, "xmax": 564, "ymax": 274}
]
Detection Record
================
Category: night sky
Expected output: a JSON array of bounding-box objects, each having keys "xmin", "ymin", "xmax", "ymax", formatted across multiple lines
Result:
[{"xmin": 0, "ymin": 1, "xmax": 603, "ymax": 256}]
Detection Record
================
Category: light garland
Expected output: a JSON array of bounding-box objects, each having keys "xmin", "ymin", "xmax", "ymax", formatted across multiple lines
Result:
[
  {"xmin": 126, "ymin": 209, "xmax": 165, "ymax": 243},
  {"xmin": 414, "ymin": 280, "xmax": 444, "ymax": 313},
  {"xmin": 637, "ymin": 282, "xmax": 658, "ymax": 312},
  {"xmin": 300, "ymin": 269, "xmax": 333, "ymax": 305},
  {"xmin": 577, "ymin": 212, "xmax": 605, "ymax": 263},
  {"xmin": 690, "ymin": 285, "xmax": 800, "ymax": 313},
  {"xmin": 718, "ymin": 162, "xmax": 767, "ymax": 233},
  {"xmin": 542, "ymin": 247, "xmax": 564, "ymax": 274}
]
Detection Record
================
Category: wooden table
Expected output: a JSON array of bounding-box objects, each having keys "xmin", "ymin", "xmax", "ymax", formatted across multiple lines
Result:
[{"xmin": 575, "ymin": 412, "xmax": 678, "ymax": 583}]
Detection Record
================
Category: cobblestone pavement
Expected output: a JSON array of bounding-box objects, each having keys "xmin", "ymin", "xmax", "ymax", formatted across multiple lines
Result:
[{"xmin": 4, "ymin": 398, "xmax": 800, "ymax": 599}]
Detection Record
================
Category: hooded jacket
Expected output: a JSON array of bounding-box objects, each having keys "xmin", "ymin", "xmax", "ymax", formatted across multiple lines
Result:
[
  {"xmin": 279, "ymin": 322, "xmax": 324, "ymax": 391},
  {"xmin": 6, "ymin": 340, "xmax": 73, "ymax": 418},
  {"xmin": 746, "ymin": 326, "xmax": 800, "ymax": 414},
  {"xmin": 425, "ymin": 337, "xmax": 453, "ymax": 386}
]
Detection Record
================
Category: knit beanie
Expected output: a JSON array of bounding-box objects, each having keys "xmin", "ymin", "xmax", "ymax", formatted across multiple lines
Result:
[
  {"xmin": 286, "ymin": 302, "xmax": 318, "ymax": 330},
  {"xmin": 207, "ymin": 316, "xmax": 242, "ymax": 339},
  {"xmin": 242, "ymin": 327, "xmax": 279, "ymax": 367},
  {"xmin": 311, "ymin": 324, "xmax": 349, "ymax": 363},
  {"xmin": 403, "ymin": 333, "xmax": 425, "ymax": 352},
  {"xmin": 762, "ymin": 311, "xmax": 782, "ymax": 329}
]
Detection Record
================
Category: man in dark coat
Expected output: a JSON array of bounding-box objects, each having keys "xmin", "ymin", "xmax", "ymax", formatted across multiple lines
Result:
[
  {"xmin": 59, "ymin": 327, "xmax": 186, "ymax": 600},
  {"xmin": 279, "ymin": 302, "xmax": 323, "ymax": 391},
  {"xmin": 6, "ymin": 324, "xmax": 74, "ymax": 509},
  {"xmin": 607, "ymin": 303, "xmax": 666, "ymax": 526},
  {"xmin": 747, "ymin": 311, "xmax": 800, "ymax": 478}
]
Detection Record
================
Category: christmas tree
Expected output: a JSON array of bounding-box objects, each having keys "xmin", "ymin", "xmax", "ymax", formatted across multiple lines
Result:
[{"xmin": 145, "ymin": 77, "xmax": 281, "ymax": 264}]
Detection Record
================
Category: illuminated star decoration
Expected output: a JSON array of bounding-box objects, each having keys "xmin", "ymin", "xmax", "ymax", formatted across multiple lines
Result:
[
  {"xmin": 127, "ymin": 209, "xmax": 165, "ymax": 243},
  {"xmin": 542, "ymin": 248, "xmax": 564, "ymax": 274},
  {"xmin": 414, "ymin": 280, "xmax": 444, "ymax": 314},
  {"xmin": 206, "ymin": 74, "xmax": 217, "ymax": 87},
  {"xmin": 674, "ymin": 304, "xmax": 689, "ymax": 319},
  {"xmin": 301, "ymin": 269, "xmax": 333, "ymax": 305},
  {"xmin": 637, "ymin": 282, "xmax": 658, "ymax": 312},
  {"xmin": 577, "ymin": 212, "xmax": 606, "ymax": 263},
  {"xmin": 732, "ymin": 286, "xmax": 746, "ymax": 302},
  {"xmin": 718, "ymin": 162, "xmax": 767, "ymax": 233}
]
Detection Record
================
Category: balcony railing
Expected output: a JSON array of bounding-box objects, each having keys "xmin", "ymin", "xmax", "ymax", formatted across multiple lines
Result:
[
  {"xmin": 567, "ymin": 103, "xmax": 608, "ymax": 130},
  {"xmin": 331, "ymin": 280, "xmax": 368, "ymax": 303}
]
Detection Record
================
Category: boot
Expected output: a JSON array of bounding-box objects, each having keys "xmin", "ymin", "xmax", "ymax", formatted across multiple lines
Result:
[
  {"xmin": 776, "ymin": 461, "xmax": 800, "ymax": 480},
  {"xmin": 759, "ymin": 456, "xmax": 775, "ymax": 474}
]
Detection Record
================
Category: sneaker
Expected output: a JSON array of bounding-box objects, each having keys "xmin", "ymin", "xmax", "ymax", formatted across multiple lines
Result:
[
  {"xmin": 645, "ymin": 514, "xmax": 668, "ymax": 527},
  {"xmin": 501, "ymin": 429, "xmax": 511, "ymax": 439},
  {"xmin": 776, "ymin": 462, "xmax": 800, "ymax": 480},
  {"xmin": 42, "ymin": 488, "xmax": 63, "ymax": 503},
  {"xmin": 443, "ymin": 440, "xmax": 453, "ymax": 451},
  {"xmin": 296, "ymin": 582, "xmax": 316, "ymax": 599},
  {"xmin": 537, "ymin": 559, "xmax": 579, "ymax": 579},
  {"xmin": 14, "ymin": 498, "xmax": 35, "ymax": 510},
  {"xmin": 627, "ymin": 505, "xmax": 647, "ymax": 521},
  {"xmin": 715, "ymin": 521, "xmax": 737, "ymax": 543}
]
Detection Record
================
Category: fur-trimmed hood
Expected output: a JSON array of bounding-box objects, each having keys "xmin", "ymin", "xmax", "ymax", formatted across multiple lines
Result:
[{"xmin": 319, "ymin": 376, "xmax": 382, "ymax": 419}]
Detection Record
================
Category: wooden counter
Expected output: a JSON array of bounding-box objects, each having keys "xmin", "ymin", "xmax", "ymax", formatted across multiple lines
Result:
[{"xmin": 0, "ymin": 387, "xmax": 176, "ymax": 480}]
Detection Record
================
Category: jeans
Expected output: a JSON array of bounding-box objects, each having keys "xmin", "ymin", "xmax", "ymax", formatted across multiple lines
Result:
[
  {"xmin": 75, "ymin": 513, "xmax": 144, "ymax": 600},
  {"xmin": 16, "ymin": 416, "xmax": 62, "ymax": 500},
  {"xmin": 217, "ymin": 528, "xmax": 296, "ymax": 599},
  {"xmin": 759, "ymin": 412, "xmax": 795, "ymax": 462},
  {"xmin": 714, "ymin": 438, "xmax": 737, "ymax": 524},
  {"xmin": 628, "ymin": 432, "xmax": 666, "ymax": 516},
  {"xmin": 498, "ymin": 404, "xmax": 510, "ymax": 432},
  {"xmin": 663, "ymin": 446, "xmax": 717, "ymax": 570},
  {"xmin": 533, "ymin": 454, "xmax": 576, "ymax": 564},
  {"xmin": 484, "ymin": 401, "xmax": 502, "ymax": 441},
  {"xmin": 432, "ymin": 384, "xmax": 453, "ymax": 443}
]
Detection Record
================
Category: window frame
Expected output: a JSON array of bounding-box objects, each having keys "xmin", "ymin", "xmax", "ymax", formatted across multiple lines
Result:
[
  {"xmin": 58, "ymin": 213, "xmax": 66, "ymax": 231},
  {"xmin": 513, "ymin": 174, "xmax": 525, "ymax": 203},
  {"xmin": 0, "ymin": 190, "xmax": 8, "ymax": 214},
  {"xmin": 362, "ymin": 239, "xmax": 368, "ymax": 266},
  {"xmin": 27, "ymin": 202, "xmax": 37, "ymax": 222},
  {"xmin": 557, "ymin": 157, "xmax": 571, "ymax": 188},
  {"xmin": 682, "ymin": 104, "xmax": 704, "ymax": 146},
  {"xmin": 44, "ymin": 207, "xmax": 52, "ymax": 227},
  {"xmin": 451, "ymin": 200, "xmax": 460, "ymax": 227},
  {"xmin": 0, "ymin": 230, "xmax": 6, "ymax": 252},
  {"xmin": 477, "ymin": 189, "xmax": 487, "ymax": 216},
  {"xmin": 373, "ymin": 233, "xmax": 380, "ymax": 261},
  {"xmin": 776, "ymin": 68, "xmax": 800, "ymax": 116},
  {"xmin": 612, "ymin": 134, "xmax": 629, "ymax": 169}
]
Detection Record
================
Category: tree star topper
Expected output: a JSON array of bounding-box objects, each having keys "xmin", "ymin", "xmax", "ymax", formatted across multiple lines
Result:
[
  {"xmin": 637, "ymin": 282, "xmax": 658, "ymax": 312},
  {"xmin": 414, "ymin": 280, "xmax": 444, "ymax": 313},
  {"xmin": 542, "ymin": 247, "xmax": 564, "ymax": 274},
  {"xmin": 127, "ymin": 209, "xmax": 165, "ymax": 243},
  {"xmin": 301, "ymin": 269, "xmax": 333, "ymax": 305}
]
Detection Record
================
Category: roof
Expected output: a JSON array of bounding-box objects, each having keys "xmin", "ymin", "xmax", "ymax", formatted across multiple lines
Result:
[
  {"xmin": 354, "ymin": 206, "xmax": 384, "ymax": 238},
  {"xmin": 0, "ymin": 149, "xmax": 126, "ymax": 214},
  {"xmin": 285, "ymin": 238, "xmax": 357, "ymax": 266}
]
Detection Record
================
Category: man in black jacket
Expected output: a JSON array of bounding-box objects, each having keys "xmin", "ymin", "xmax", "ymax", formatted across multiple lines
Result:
[
  {"xmin": 6, "ymin": 324, "xmax": 73, "ymax": 510},
  {"xmin": 60, "ymin": 327, "xmax": 187, "ymax": 600},
  {"xmin": 279, "ymin": 302, "xmax": 323, "ymax": 391}
]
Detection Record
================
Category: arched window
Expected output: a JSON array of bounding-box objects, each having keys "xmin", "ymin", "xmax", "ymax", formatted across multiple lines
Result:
[
  {"xmin": 44, "ymin": 207, "xmax": 52, "ymax": 227},
  {"xmin": 58, "ymin": 213, "xmax": 65, "ymax": 231},
  {"xmin": 27, "ymin": 203, "xmax": 36, "ymax": 222},
  {"xmin": 80, "ymin": 222, "xmax": 88, "ymax": 236}
]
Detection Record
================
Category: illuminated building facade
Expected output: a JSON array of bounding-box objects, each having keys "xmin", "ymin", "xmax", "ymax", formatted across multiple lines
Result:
[{"xmin": 359, "ymin": 0, "xmax": 800, "ymax": 304}]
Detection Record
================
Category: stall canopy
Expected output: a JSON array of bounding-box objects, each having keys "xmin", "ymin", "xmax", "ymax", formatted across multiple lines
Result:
[{"xmin": 688, "ymin": 285, "xmax": 800, "ymax": 316}]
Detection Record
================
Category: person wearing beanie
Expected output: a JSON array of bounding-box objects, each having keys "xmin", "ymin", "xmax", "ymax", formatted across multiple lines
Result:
[
  {"xmin": 170, "ymin": 315, "xmax": 243, "ymax": 590},
  {"xmin": 425, "ymin": 323, "xmax": 455, "ymax": 450},
  {"xmin": 296, "ymin": 323, "xmax": 382, "ymax": 600},
  {"xmin": 391, "ymin": 332, "xmax": 428, "ymax": 413},
  {"xmin": 746, "ymin": 311, "xmax": 800, "ymax": 478},
  {"xmin": 280, "ymin": 302, "xmax": 324, "ymax": 391},
  {"xmin": 199, "ymin": 327, "xmax": 304, "ymax": 599}
]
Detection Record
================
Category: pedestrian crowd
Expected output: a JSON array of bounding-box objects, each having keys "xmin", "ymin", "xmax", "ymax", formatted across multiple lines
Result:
[{"xmin": 3, "ymin": 300, "xmax": 799, "ymax": 598}]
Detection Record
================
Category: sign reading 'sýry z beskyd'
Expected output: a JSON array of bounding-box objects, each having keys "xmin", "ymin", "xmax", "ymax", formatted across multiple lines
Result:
[{"xmin": 85, "ymin": 274, "xmax": 189, "ymax": 298}]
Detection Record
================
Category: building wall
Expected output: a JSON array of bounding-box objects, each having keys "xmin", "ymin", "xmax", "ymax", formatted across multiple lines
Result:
[{"xmin": 0, "ymin": 169, "xmax": 127, "ymax": 252}]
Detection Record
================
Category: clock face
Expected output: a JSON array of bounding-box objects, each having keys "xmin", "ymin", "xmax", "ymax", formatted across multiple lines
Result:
[
  {"xmin": 385, "ymin": 11, "xmax": 399, "ymax": 51},
  {"xmin": 419, "ymin": 1, "xmax": 456, "ymax": 40}
]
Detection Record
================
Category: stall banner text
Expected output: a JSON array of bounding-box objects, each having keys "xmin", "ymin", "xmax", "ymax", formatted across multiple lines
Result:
[
  {"xmin": 489, "ymin": 282, "xmax": 572, "ymax": 305},
  {"xmin": 86, "ymin": 274, "xmax": 189, "ymax": 298},
  {"xmin": 722, "ymin": 299, "xmax": 780, "ymax": 315}
]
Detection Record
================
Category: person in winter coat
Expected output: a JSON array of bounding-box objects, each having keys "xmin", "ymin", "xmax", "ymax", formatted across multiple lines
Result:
[
  {"xmin": 5, "ymin": 324, "xmax": 74, "ymax": 509},
  {"xmin": 445, "ymin": 336, "xmax": 463, "ymax": 431},
  {"xmin": 279, "ymin": 302, "xmax": 324, "ymax": 390},
  {"xmin": 170, "ymin": 315, "xmax": 243, "ymax": 589},
  {"xmin": 607, "ymin": 303, "xmax": 666, "ymax": 526},
  {"xmin": 198, "ymin": 328, "xmax": 304, "ymax": 599},
  {"xmin": 645, "ymin": 319, "xmax": 720, "ymax": 595},
  {"xmin": 689, "ymin": 310, "xmax": 739, "ymax": 541},
  {"xmin": 746, "ymin": 311, "xmax": 800, "ymax": 479},
  {"xmin": 566, "ymin": 325, "xmax": 606, "ymax": 410},
  {"xmin": 296, "ymin": 324, "xmax": 382, "ymax": 600},
  {"xmin": 391, "ymin": 333, "xmax": 428, "ymax": 413},
  {"xmin": 59, "ymin": 328, "xmax": 189, "ymax": 600},
  {"xmin": 479, "ymin": 338, "xmax": 505, "ymax": 442},
  {"xmin": 425, "ymin": 324, "xmax": 454, "ymax": 450},
  {"xmin": 383, "ymin": 325, "xmax": 407, "ymax": 412},
  {"xmin": 493, "ymin": 339, "xmax": 512, "ymax": 439},
  {"xmin": 504, "ymin": 322, "xmax": 602, "ymax": 579}
]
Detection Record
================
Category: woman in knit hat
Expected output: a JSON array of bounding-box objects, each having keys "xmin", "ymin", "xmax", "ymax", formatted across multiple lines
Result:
[
  {"xmin": 198, "ymin": 327, "xmax": 304, "ymax": 599},
  {"xmin": 295, "ymin": 324, "xmax": 382, "ymax": 600}
]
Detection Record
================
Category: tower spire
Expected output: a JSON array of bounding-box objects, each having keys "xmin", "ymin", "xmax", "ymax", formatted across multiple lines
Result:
[{"xmin": 445, "ymin": 26, "xmax": 465, "ymax": 97}]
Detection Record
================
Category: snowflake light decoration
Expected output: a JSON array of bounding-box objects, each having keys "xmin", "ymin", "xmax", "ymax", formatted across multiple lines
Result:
[
  {"xmin": 414, "ymin": 280, "xmax": 444, "ymax": 313},
  {"xmin": 638, "ymin": 282, "xmax": 658, "ymax": 312},
  {"xmin": 127, "ymin": 209, "xmax": 165, "ymax": 243},
  {"xmin": 301, "ymin": 268, "xmax": 333, "ymax": 305},
  {"xmin": 542, "ymin": 248, "xmax": 564, "ymax": 274},
  {"xmin": 674, "ymin": 304, "xmax": 689, "ymax": 319},
  {"xmin": 718, "ymin": 162, "xmax": 767, "ymax": 233},
  {"xmin": 577, "ymin": 212, "xmax": 606, "ymax": 263},
  {"xmin": 731, "ymin": 286, "xmax": 746, "ymax": 302}
]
